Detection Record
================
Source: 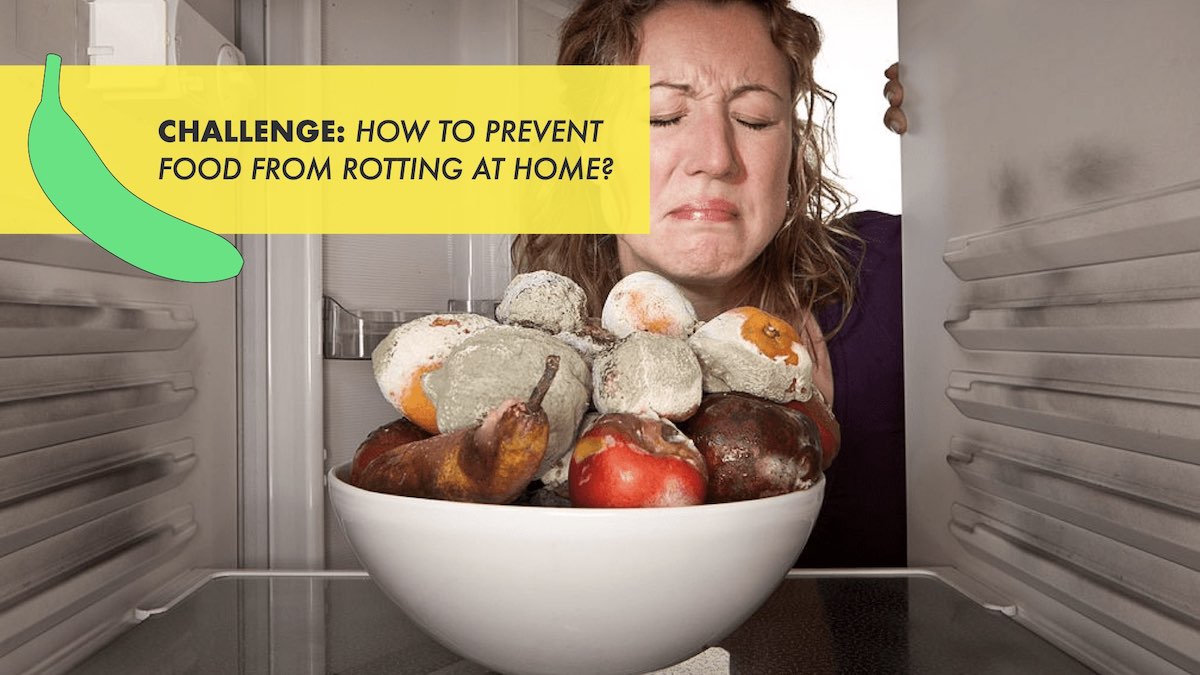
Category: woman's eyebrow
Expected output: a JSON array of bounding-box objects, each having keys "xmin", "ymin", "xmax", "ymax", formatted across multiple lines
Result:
[
  {"xmin": 650, "ymin": 81, "xmax": 693, "ymax": 94},
  {"xmin": 650, "ymin": 81, "xmax": 784, "ymax": 102},
  {"xmin": 729, "ymin": 83, "xmax": 784, "ymax": 102}
]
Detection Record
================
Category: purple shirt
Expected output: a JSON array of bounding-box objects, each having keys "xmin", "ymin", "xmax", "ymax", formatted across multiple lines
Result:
[{"xmin": 796, "ymin": 211, "xmax": 907, "ymax": 568}]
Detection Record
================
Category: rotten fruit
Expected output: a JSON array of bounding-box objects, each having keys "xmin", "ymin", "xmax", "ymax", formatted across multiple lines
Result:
[
  {"xmin": 681, "ymin": 393, "xmax": 821, "ymax": 503},
  {"xmin": 568, "ymin": 413, "xmax": 707, "ymax": 508},
  {"xmin": 350, "ymin": 416, "xmax": 432, "ymax": 485},
  {"xmin": 354, "ymin": 356, "xmax": 559, "ymax": 504},
  {"xmin": 785, "ymin": 394, "xmax": 841, "ymax": 471}
]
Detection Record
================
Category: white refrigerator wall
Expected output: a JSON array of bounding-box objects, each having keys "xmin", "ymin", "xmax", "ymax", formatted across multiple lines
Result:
[
  {"xmin": 0, "ymin": 0, "xmax": 236, "ymax": 65},
  {"xmin": 900, "ymin": 1, "xmax": 1200, "ymax": 672}
]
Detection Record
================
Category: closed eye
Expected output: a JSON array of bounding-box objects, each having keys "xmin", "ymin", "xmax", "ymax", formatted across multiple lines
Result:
[
  {"xmin": 736, "ymin": 118, "xmax": 776, "ymax": 131},
  {"xmin": 650, "ymin": 116, "xmax": 684, "ymax": 128}
]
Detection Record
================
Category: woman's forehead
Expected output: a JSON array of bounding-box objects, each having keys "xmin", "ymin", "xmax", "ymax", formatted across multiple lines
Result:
[{"xmin": 636, "ymin": 2, "xmax": 790, "ymax": 94}]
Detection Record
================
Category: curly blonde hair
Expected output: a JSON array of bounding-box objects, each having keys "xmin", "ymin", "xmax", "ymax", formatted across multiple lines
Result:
[{"xmin": 511, "ymin": 0, "xmax": 859, "ymax": 332}]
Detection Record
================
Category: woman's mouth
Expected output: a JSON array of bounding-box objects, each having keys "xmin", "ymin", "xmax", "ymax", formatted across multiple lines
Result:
[{"xmin": 668, "ymin": 199, "xmax": 738, "ymax": 222}]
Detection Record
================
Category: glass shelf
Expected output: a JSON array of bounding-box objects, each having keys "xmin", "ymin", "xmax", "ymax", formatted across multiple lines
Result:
[{"xmin": 68, "ymin": 570, "xmax": 1094, "ymax": 674}]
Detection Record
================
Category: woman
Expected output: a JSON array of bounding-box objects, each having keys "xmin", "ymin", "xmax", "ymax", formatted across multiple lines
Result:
[{"xmin": 514, "ymin": 0, "xmax": 906, "ymax": 569}]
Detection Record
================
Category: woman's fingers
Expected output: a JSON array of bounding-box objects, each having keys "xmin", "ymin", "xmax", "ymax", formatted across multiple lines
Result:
[
  {"xmin": 884, "ymin": 106, "xmax": 908, "ymax": 135},
  {"xmin": 883, "ymin": 62, "xmax": 907, "ymax": 135},
  {"xmin": 883, "ymin": 79, "xmax": 904, "ymax": 106}
]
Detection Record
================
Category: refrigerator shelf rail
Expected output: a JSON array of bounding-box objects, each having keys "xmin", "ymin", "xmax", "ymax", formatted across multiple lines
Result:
[{"xmin": 322, "ymin": 295, "xmax": 501, "ymax": 360}]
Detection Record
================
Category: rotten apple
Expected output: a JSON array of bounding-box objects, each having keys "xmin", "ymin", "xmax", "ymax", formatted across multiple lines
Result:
[
  {"xmin": 785, "ymin": 394, "xmax": 841, "ymax": 470},
  {"xmin": 350, "ymin": 417, "xmax": 431, "ymax": 485},
  {"xmin": 681, "ymin": 393, "xmax": 821, "ymax": 503},
  {"xmin": 568, "ymin": 413, "xmax": 707, "ymax": 508}
]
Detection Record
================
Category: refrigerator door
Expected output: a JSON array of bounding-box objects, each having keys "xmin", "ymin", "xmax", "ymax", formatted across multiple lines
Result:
[
  {"xmin": 0, "ymin": 2, "xmax": 242, "ymax": 671},
  {"xmin": 900, "ymin": 1, "xmax": 1200, "ymax": 673}
]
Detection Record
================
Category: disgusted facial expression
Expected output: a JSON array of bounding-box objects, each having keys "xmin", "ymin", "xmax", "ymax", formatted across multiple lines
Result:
[{"xmin": 618, "ymin": 1, "xmax": 794, "ymax": 306}]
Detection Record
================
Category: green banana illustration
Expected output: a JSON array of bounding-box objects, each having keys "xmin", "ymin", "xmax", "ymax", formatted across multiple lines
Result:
[{"xmin": 27, "ymin": 53, "xmax": 243, "ymax": 282}]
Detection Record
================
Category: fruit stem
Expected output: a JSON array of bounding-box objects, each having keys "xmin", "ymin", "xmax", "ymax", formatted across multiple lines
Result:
[
  {"xmin": 526, "ymin": 355, "xmax": 559, "ymax": 414},
  {"xmin": 42, "ymin": 54, "xmax": 62, "ymax": 103}
]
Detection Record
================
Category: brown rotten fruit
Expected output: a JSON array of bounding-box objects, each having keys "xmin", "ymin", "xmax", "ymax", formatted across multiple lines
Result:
[
  {"xmin": 785, "ymin": 394, "xmax": 841, "ymax": 470},
  {"xmin": 680, "ymin": 392, "xmax": 822, "ymax": 503},
  {"xmin": 355, "ymin": 356, "xmax": 559, "ymax": 504},
  {"xmin": 350, "ymin": 417, "xmax": 431, "ymax": 485}
]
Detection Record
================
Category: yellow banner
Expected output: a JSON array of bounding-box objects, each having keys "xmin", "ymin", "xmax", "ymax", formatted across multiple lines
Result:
[{"xmin": 4, "ymin": 65, "xmax": 650, "ymax": 234}]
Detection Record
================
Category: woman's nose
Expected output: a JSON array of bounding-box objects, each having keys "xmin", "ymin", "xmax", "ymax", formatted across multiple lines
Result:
[{"xmin": 683, "ymin": 113, "xmax": 739, "ymax": 179}]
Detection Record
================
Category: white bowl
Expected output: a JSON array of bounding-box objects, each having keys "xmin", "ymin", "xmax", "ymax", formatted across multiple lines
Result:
[{"xmin": 328, "ymin": 462, "xmax": 824, "ymax": 675}]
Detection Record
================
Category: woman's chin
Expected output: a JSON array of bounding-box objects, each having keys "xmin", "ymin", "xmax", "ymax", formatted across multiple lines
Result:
[
  {"xmin": 619, "ymin": 232, "xmax": 759, "ymax": 289},
  {"xmin": 654, "ymin": 261, "xmax": 743, "ymax": 289}
]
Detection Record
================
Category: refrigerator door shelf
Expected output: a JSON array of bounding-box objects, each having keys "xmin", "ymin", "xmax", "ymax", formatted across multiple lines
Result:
[{"xmin": 322, "ymin": 295, "xmax": 442, "ymax": 360}]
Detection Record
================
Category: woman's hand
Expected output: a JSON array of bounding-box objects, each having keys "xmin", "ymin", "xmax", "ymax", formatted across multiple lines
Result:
[{"xmin": 883, "ymin": 62, "xmax": 907, "ymax": 135}]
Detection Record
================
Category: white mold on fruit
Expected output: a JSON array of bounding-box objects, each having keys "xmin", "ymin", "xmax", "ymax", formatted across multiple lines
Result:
[
  {"xmin": 371, "ymin": 313, "xmax": 497, "ymax": 430},
  {"xmin": 553, "ymin": 319, "xmax": 618, "ymax": 368},
  {"xmin": 688, "ymin": 310, "xmax": 814, "ymax": 403},
  {"xmin": 601, "ymin": 271, "xmax": 698, "ymax": 339},
  {"xmin": 424, "ymin": 325, "xmax": 592, "ymax": 478},
  {"xmin": 496, "ymin": 270, "xmax": 588, "ymax": 335},
  {"xmin": 593, "ymin": 332, "xmax": 703, "ymax": 421}
]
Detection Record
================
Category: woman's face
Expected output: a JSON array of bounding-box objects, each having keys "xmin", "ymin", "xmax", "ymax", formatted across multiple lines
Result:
[{"xmin": 619, "ymin": 0, "xmax": 794, "ymax": 295}]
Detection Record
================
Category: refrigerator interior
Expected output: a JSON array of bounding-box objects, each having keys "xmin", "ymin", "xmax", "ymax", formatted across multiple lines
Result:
[
  {"xmin": 1, "ymin": 0, "xmax": 1197, "ymax": 673},
  {"xmin": 900, "ymin": 1, "xmax": 1200, "ymax": 673}
]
